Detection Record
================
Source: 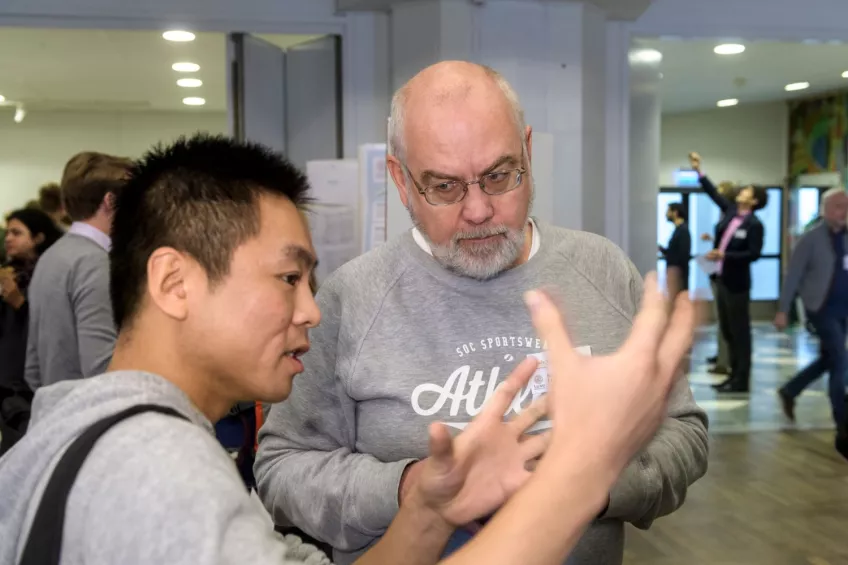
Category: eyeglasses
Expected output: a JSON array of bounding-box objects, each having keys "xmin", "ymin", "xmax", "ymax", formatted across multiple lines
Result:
[{"xmin": 406, "ymin": 167, "xmax": 527, "ymax": 206}]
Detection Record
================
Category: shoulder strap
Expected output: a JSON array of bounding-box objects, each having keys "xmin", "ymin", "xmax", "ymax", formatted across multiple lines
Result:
[{"xmin": 18, "ymin": 404, "xmax": 188, "ymax": 565}]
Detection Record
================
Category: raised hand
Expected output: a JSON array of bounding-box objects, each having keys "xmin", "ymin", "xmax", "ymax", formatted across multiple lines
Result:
[
  {"xmin": 408, "ymin": 357, "xmax": 550, "ymax": 527},
  {"xmin": 689, "ymin": 152, "xmax": 702, "ymax": 172},
  {"xmin": 527, "ymin": 273, "xmax": 696, "ymax": 477}
]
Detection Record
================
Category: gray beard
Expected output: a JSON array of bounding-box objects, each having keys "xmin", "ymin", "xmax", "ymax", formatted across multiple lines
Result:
[{"xmin": 408, "ymin": 205, "xmax": 529, "ymax": 281}]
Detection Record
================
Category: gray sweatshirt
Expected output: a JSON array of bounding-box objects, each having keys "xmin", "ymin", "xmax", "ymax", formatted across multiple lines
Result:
[
  {"xmin": 778, "ymin": 221, "xmax": 847, "ymax": 314},
  {"xmin": 25, "ymin": 233, "xmax": 116, "ymax": 390},
  {"xmin": 0, "ymin": 371, "xmax": 331, "ymax": 565},
  {"xmin": 255, "ymin": 222, "xmax": 709, "ymax": 565}
]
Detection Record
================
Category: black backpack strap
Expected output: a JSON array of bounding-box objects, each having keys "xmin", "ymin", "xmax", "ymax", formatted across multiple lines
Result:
[{"xmin": 18, "ymin": 404, "xmax": 189, "ymax": 565}]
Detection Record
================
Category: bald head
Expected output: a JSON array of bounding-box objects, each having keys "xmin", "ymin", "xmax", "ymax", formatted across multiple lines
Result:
[{"xmin": 389, "ymin": 61, "xmax": 525, "ymax": 162}]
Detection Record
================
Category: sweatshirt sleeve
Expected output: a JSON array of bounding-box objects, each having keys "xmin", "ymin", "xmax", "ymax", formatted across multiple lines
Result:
[
  {"xmin": 604, "ymin": 263, "xmax": 710, "ymax": 528},
  {"xmin": 71, "ymin": 254, "xmax": 117, "ymax": 377},
  {"xmin": 254, "ymin": 284, "xmax": 416, "ymax": 552}
]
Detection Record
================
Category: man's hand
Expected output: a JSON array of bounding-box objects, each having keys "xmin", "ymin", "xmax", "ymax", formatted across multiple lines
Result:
[
  {"xmin": 700, "ymin": 233, "xmax": 713, "ymax": 242},
  {"xmin": 407, "ymin": 358, "xmax": 549, "ymax": 527},
  {"xmin": 689, "ymin": 152, "xmax": 702, "ymax": 172},
  {"xmin": 528, "ymin": 273, "xmax": 697, "ymax": 479},
  {"xmin": 705, "ymin": 249, "xmax": 723, "ymax": 261},
  {"xmin": 773, "ymin": 312, "xmax": 788, "ymax": 331},
  {"xmin": 0, "ymin": 268, "xmax": 24, "ymax": 309}
]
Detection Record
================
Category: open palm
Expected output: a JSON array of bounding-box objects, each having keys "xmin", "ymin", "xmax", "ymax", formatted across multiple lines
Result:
[{"xmin": 414, "ymin": 358, "xmax": 548, "ymax": 527}]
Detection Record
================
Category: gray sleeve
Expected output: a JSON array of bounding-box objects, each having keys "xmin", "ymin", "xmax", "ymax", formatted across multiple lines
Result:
[
  {"xmin": 604, "ymin": 262, "xmax": 710, "ymax": 528},
  {"xmin": 254, "ymin": 285, "xmax": 415, "ymax": 552},
  {"xmin": 24, "ymin": 321, "xmax": 41, "ymax": 390},
  {"xmin": 778, "ymin": 234, "xmax": 812, "ymax": 313},
  {"xmin": 71, "ymin": 254, "xmax": 117, "ymax": 377}
]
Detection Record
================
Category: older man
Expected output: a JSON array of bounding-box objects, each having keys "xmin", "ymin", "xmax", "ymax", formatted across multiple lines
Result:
[
  {"xmin": 775, "ymin": 188, "xmax": 848, "ymax": 460},
  {"xmin": 256, "ymin": 61, "xmax": 709, "ymax": 565}
]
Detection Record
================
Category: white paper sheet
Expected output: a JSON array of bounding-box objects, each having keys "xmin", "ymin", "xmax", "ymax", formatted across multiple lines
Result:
[{"xmin": 695, "ymin": 254, "xmax": 720, "ymax": 276}]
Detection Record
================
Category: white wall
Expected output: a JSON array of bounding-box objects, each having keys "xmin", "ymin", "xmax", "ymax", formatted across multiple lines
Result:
[
  {"xmin": 659, "ymin": 102, "xmax": 789, "ymax": 187},
  {"xmin": 0, "ymin": 109, "xmax": 226, "ymax": 214}
]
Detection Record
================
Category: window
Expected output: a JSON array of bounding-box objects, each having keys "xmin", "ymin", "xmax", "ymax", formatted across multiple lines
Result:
[
  {"xmin": 750, "ymin": 258, "xmax": 781, "ymax": 301},
  {"xmin": 754, "ymin": 188, "xmax": 782, "ymax": 256}
]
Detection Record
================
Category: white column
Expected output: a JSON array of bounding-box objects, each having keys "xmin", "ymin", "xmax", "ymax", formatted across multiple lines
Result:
[
  {"xmin": 627, "ymin": 48, "xmax": 662, "ymax": 276},
  {"xmin": 604, "ymin": 21, "xmax": 632, "ymax": 253}
]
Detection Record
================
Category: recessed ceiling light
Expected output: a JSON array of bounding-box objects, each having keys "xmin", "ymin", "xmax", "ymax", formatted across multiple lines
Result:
[
  {"xmin": 177, "ymin": 78, "xmax": 203, "ymax": 88},
  {"xmin": 163, "ymin": 30, "xmax": 195, "ymax": 42},
  {"xmin": 714, "ymin": 43, "xmax": 746, "ymax": 55},
  {"xmin": 0, "ymin": 94, "xmax": 5, "ymax": 103},
  {"xmin": 629, "ymin": 49, "xmax": 663, "ymax": 64},
  {"xmin": 172, "ymin": 62, "xmax": 200, "ymax": 73},
  {"xmin": 843, "ymin": 71, "xmax": 848, "ymax": 78},
  {"xmin": 785, "ymin": 82, "xmax": 810, "ymax": 91},
  {"xmin": 717, "ymin": 98, "xmax": 739, "ymax": 108},
  {"xmin": 182, "ymin": 97, "xmax": 206, "ymax": 106}
]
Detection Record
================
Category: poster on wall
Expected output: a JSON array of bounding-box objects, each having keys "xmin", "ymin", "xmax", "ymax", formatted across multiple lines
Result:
[
  {"xmin": 788, "ymin": 93, "xmax": 848, "ymax": 179},
  {"xmin": 359, "ymin": 143, "xmax": 387, "ymax": 252}
]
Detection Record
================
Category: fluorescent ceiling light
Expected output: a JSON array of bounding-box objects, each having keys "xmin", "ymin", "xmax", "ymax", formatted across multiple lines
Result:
[
  {"xmin": 182, "ymin": 97, "xmax": 206, "ymax": 106},
  {"xmin": 629, "ymin": 49, "xmax": 663, "ymax": 64},
  {"xmin": 714, "ymin": 43, "xmax": 746, "ymax": 55},
  {"xmin": 785, "ymin": 82, "xmax": 810, "ymax": 91},
  {"xmin": 163, "ymin": 30, "xmax": 195, "ymax": 42},
  {"xmin": 717, "ymin": 98, "xmax": 739, "ymax": 108},
  {"xmin": 172, "ymin": 62, "xmax": 200, "ymax": 73},
  {"xmin": 843, "ymin": 71, "xmax": 848, "ymax": 78},
  {"xmin": 0, "ymin": 94, "xmax": 5, "ymax": 102},
  {"xmin": 177, "ymin": 78, "xmax": 203, "ymax": 88}
]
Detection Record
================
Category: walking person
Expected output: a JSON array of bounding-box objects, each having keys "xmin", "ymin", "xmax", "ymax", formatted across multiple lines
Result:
[
  {"xmin": 689, "ymin": 152, "xmax": 766, "ymax": 393},
  {"xmin": 774, "ymin": 188, "xmax": 848, "ymax": 460}
]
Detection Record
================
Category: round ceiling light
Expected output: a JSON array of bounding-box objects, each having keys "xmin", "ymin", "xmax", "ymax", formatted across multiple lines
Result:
[
  {"xmin": 163, "ymin": 30, "xmax": 195, "ymax": 42},
  {"xmin": 843, "ymin": 71, "xmax": 848, "ymax": 78},
  {"xmin": 629, "ymin": 49, "xmax": 663, "ymax": 64},
  {"xmin": 183, "ymin": 97, "xmax": 206, "ymax": 106},
  {"xmin": 177, "ymin": 78, "xmax": 203, "ymax": 88},
  {"xmin": 0, "ymin": 94, "xmax": 5, "ymax": 102},
  {"xmin": 785, "ymin": 82, "xmax": 810, "ymax": 91},
  {"xmin": 172, "ymin": 62, "xmax": 200, "ymax": 73},
  {"xmin": 714, "ymin": 43, "xmax": 746, "ymax": 55},
  {"xmin": 717, "ymin": 98, "xmax": 739, "ymax": 108}
]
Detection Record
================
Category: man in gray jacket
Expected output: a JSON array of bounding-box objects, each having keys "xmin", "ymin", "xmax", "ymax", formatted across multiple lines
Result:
[
  {"xmin": 25, "ymin": 152, "xmax": 132, "ymax": 390},
  {"xmin": 256, "ymin": 61, "xmax": 709, "ymax": 565},
  {"xmin": 775, "ymin": 188, "xmax": 848, "ymax": 459}
]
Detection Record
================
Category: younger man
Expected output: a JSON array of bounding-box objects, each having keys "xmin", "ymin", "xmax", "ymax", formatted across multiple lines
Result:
[{"xmin": 0, "ymin": 135, "xmax": 696, "ymax": 565}]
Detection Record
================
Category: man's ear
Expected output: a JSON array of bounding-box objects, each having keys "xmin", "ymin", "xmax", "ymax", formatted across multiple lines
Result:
[
  {"xmin": 386, "ymin": 155, "xmax": 411, "ymax": 209},
  {"xmin": 146, "ymin": 247, "xmax": 191, "ymax": 322},
  {"xmin": 525, "ymin": 125, "xmax": 533, "ymax": 163},
  {"xmin": 103, "ymin": 192, "xmax": 117, "ymax": 213}
]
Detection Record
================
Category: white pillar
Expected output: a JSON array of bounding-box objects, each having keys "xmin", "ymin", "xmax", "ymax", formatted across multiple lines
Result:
[{"xmin": 627, "ymin": 47, "xmax": 662, "ymax": 276}]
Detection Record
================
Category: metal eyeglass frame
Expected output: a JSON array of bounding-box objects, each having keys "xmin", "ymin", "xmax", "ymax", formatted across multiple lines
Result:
[{"xmin": 404, "ymin": 166, "xmax": 527, "ymax": 206}]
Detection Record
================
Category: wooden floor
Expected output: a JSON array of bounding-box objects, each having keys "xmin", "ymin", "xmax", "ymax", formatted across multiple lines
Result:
[{"xmin": 624, "ymin": 431, "xmax": 848, "ymax": 565}]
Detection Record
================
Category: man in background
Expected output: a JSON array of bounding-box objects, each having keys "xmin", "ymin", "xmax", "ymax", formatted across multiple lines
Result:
[
  {"xmin": 659, "ymin": 202, "xmax": 691, "ymax": 297},
  {"xmin": 37, "ymin": 182, "xmax": 71, "ymax": 231},
  {"xmin": 257, "ymin": 61, "xmax": 709, "ymax": 565},
  {"xmin": 774, "ymin": 188, "xmax": 848, "ymax": 460},
  {"xmin": 25, "ymin": 151, "xmax": 132, "ymax": 390}
]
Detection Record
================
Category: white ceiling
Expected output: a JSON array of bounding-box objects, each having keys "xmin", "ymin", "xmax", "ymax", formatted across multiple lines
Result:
[
  {"xmin": 636, "ymin": 37, "xmax": 848, "ymax": 114},
  {"xmin": 0, "ymin": 28, "xmax": 325, "ymax": 114}
]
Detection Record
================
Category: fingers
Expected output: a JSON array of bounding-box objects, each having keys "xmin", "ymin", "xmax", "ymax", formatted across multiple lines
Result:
[
  {"xmin": 524, "ymin": 289, "xmax": 579, "ymax": 376},
  {"xmin": 427, "ymin": 422, "xmax": 455, "ymax": 475},
  {"xmin": 519, "ymin": 431, "xmax": 551, "ymax": 461},
  {"xmin": 508, "ymin": 395, "xmax": 548, "ymax": 434},
  {"xmin": 657, "ymin": 293, "xmax": 698, "ymax": 391},
  {"xmin": 479, "ymin": 357, "xmax": 538, "ymax": 422},
  {"xmin": 623, "ymin": 273, "xmax": 670, "ymax": 356}
]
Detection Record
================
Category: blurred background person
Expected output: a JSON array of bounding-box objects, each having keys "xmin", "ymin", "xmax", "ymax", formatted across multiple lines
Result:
[
  {"xmin": 25, "ymin": 151, "xmax": 133, "ymax": 391},
  {"xmin": 0, "ymin": 208, "xmax": 62, "ymax": 454},
  {"xmin": 690, "ymin": 152, "xmax": 766, "ymax": 393},
  {"xmin": 38, "ymin": 182, "xmax": 71, "ymax": 231},
  {"xmin": 699, "ymin": 181, "xmax": 737, "ymax": 376},
  {"xmin": 659, "ymin": 202, "xmax": 691, "ymax": 298},
  {"xmin": 774, "ymin": 188, "xmax": 848, "ymax": 460}
]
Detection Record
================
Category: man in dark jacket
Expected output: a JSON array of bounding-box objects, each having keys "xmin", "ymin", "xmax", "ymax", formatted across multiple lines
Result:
[
  {"xmin": 659, "ymin": 202, "xmax": 691, "ymax": 297},
  {"xmin": 690, "ymin": 152, "xmax": 766, "ymax": 393}
]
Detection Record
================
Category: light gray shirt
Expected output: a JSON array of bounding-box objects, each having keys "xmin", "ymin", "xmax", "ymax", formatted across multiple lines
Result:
[
  {"xmin": 255, "ymin": 221, "xmax": 709, "ymax": 565},
  {"xmin": 0, "ymin": 371, "xmax": 331, "ymax": 565},
  {"xmin": 25, "ymin": 232, "xmax": 117, "ymax": 390}
]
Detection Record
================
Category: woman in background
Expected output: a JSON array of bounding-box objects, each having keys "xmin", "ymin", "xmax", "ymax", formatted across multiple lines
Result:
[{"xmin": 0, "ymin": 208, "xmax": 63, "ymax": 454}]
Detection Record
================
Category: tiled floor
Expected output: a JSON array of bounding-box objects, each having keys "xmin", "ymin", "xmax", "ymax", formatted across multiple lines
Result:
[{"xmin": 689, "ymin": 322, "xmax": 836, "ymax": 434}]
